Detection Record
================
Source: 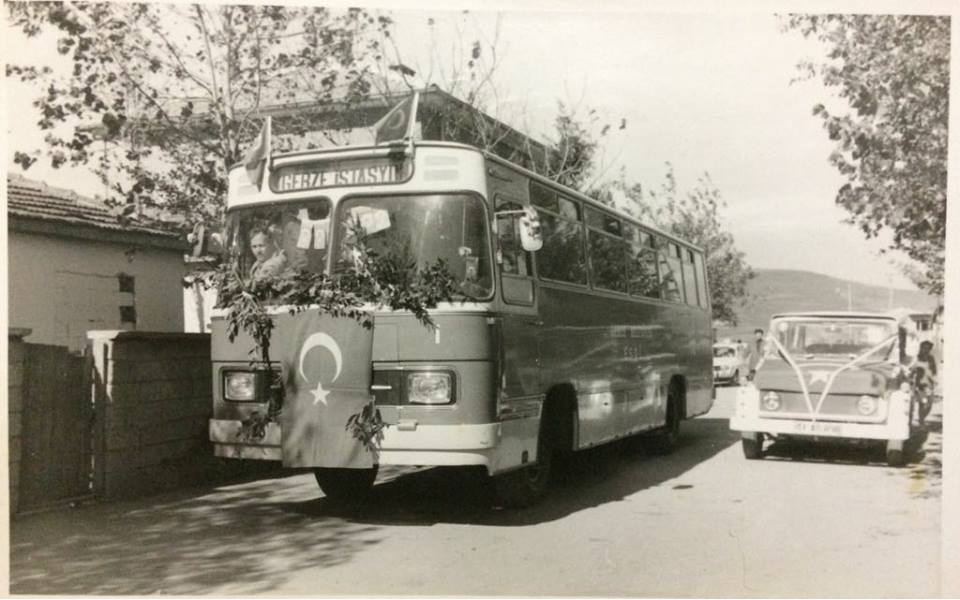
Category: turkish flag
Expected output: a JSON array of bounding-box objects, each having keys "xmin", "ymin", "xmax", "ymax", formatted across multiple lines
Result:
[
  {"xmin": 275, "ymin": 310, "xmax": 376, "ymax": 468},
  {"xmin": 243, "ymin": 116, "xmax": 271, "ymax": 188},
  {"xmin": 373, "ymin": 92, "xmax": 419, "ymax": 145}
]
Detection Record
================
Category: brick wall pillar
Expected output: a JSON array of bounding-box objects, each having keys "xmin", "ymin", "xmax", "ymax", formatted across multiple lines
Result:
[{"xmin": 7, "ymin": 328, "xmax": 32, "ymax": 515}]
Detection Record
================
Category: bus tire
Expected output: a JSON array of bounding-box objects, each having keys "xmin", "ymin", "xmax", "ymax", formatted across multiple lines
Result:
[
  {"xmin": 492, "ymin": 403, "xmax": 560, "ymax": 508},
  {"xmin": 643, "ymin": 382, "xmax": 682, "ymax": 455},
  {"xmin": 314, "ymin": 465, "xmax": 379, "ymax": 503},
  {"xmin": 742, "ymin": 433, "xmax": 764, "ymax": 459},
  {"xmin": 886, "ymin": 440, "xmax": 905, "ymax": 467}
]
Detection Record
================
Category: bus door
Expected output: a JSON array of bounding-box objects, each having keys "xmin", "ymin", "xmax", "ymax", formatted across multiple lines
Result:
[{"xmin": 491, "ymin": 189, "xmax": 542, "ymax": 418}]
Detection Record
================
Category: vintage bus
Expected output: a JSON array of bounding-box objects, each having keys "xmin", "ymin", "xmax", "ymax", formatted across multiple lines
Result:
[{"xmin": 209, "ymin": 140, "xmax": 714, "ymax": 507}]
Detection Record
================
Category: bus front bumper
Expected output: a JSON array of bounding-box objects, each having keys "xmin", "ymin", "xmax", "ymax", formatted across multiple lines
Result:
[{"xmin": 209, "ymin": 419, "xmax": 528, "ymax": 471}]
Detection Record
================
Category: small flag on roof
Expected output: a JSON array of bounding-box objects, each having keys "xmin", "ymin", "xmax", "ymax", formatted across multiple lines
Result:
[
  {"xmin": 373, "ymin": 92, "xmax": 419, "ymax": 145},
  {"xmin": 243, "ymin": 116, "xmax": 272, "ymax": 188}
]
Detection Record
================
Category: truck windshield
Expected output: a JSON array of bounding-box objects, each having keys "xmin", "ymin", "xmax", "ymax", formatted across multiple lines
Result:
[
  {"xmin": 771, "ymin": 319, "xmax": 898, "ymax": 358},
  {"xmin": 224, "ymin": 198, "xmax": 333, "ymax": 278},
  {"xmin": 336, "ymin": 194, "xmax": 493, "ymax": 298}
]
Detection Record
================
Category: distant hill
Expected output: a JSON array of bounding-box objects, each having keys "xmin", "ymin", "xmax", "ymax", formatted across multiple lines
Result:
[{"xmin": 716, "ymin": 269, "xmax": 938, "ymax": 340}]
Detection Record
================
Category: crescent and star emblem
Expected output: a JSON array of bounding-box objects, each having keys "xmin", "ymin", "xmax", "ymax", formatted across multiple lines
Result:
[{"xmin": 297, "ymin": 332, "xmax": 343, "ymax": 406}]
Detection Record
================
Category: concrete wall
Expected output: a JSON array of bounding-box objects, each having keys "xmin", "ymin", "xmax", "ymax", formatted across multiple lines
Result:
[
  {"xmin": 8, "ymin": 231, "xmax": 187, "ymax": 352},
  {"xmin": 7, "ymin": 329, "xmax": 30, "ymax": 514},
  {"xmin": 87, "ymin": 331, "xmax": 277, "ymax": 500}
]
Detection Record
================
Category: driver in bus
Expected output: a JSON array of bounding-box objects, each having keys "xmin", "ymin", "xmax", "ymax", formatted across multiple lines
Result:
[{"xmin": 248, "ymin": 227, "xmax": 288, "ymax": 280}]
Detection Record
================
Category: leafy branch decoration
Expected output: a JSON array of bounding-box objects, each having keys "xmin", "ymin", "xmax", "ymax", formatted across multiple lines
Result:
[{"xmin": 198, "ymin": 220, "xmax": 461, "ymax": 449}]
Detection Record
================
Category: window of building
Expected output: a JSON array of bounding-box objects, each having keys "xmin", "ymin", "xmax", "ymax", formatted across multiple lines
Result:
[{"xmin": 117, "ymin": 273, "xmax": 135, "ymax": 293}]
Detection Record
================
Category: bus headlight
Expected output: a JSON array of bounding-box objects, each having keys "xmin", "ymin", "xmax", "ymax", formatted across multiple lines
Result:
[
  {"xmin": 224, "ymin": 371, "xmax": 257, "ymax": 401},
  {"xmin": 857, "ymin": 395, "xmax": 878, "ymax": 416},
  {"xmin": 762, "ymin": 390, "xmax": 781, "ymax": 411},
  {"xmin": 407, "ymin": 372, "xmax": 453, "ymax": 405}
]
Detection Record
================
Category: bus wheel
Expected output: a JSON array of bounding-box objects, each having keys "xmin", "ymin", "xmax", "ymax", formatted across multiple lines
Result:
[
  {"xmin": 644, "ymin": 385, "xmax": 681, "ymax": 455},
  {"xmin": 886, "ymin": 440, "xmax": 905, "ymax": 467},
  {"xmin": 742, "ymin": 433, "xmax": 764, "ymax": 459},
  {"xmin": 314, "ymin": 465, "xmax": 379, "ymax": 503},
  {"xmin": 492, "ymin": 414, "xmax": 555, "ymax": 509}
]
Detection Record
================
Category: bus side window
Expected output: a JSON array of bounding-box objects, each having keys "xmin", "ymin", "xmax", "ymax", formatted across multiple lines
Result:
[
  {"xmin": 629, "ymin": 228, "xmax": 660, "ymax": 299},
  {"xmin": 658, "ymin": 240, "xmax": 684, "ymax": 303},
  {"xmin": 496, "ymin": 209, "xmax": 533, "ymax": 277},
  {"xmin": 585, "ymin": 207, "xmax": 627, "ymax": 293},
  {"xmin": 496, "ymin": 199, "xmax": 535, "ymax": 306},
  {"xmin": 693, "ymin": 251, "xmax": 709, "ymax": 308},
  {"xmin": 681, "ymin": 247, "xmax": 698, "ymax": 307},
  {"xmin": 536, "ymin": 209, "xmax": 587, "ymax": 285}
]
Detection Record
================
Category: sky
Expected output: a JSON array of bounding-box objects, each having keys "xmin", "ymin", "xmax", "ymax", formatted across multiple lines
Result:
[{"xmin": 3, "ymin": 0, "xmax": 952, "ymax": 290}]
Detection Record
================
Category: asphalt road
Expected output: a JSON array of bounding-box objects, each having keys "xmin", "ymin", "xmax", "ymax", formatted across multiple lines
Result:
[{"xmin": 9, "ymin": 387, "xmax": 943, "ymax": 596}]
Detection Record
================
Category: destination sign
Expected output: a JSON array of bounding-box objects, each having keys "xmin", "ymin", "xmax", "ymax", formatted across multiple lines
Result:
[{"xmin": 270, "ymin": 158, "xmax": 412, "ymax": 193}]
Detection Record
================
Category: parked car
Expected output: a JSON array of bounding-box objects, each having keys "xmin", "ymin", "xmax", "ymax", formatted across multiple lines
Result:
[
  {"xmin": 729, "ymin": 311, "xmax": 922, "ymax": 466},
  {"xmin": 713, "ymin": 341, "xmax": 748, "ymax": 386}
]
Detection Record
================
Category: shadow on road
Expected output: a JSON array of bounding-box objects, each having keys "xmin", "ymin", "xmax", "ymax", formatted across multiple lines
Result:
[
  {"xmin": 10, "ymin": 416, "xmax": 739, "ymax": 594},
  {"xmin": 296, "ymin": 416, "xmax": 739, "ymax": 527},
  {"xmin": 10, "ymin": 474, "xmax": 385, "ymax": 595}
]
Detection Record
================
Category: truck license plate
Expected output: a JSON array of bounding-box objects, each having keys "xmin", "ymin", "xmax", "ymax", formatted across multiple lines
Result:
[{"xmin": 792, "ymin": 421, "xmax": 845, "ymax": 436}]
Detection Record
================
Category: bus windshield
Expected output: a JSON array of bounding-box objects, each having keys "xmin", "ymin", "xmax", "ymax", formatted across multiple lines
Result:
[
  {"xmin": 224, "ymin": 198, "xmax": 333, "ymax": 278},
  {"xmin": 336, "ymin": 194, "xmax": 493, "ymax": 298},
  {"xmin": 771, "ymin": 319, "xmax": 897, "ymax": 358}
]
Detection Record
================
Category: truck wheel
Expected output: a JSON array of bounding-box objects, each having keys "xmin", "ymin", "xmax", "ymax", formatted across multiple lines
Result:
[
  {"xmin": 885, "ymin": 440, "xmax": 905, "ymax": 467},
  {"xmin": 742, "ymin": 433, "xmax": 764, "ymax": 459},
  {"xmin": 315, "ymin": 466, "xmax": 379, "ymax": 503}
]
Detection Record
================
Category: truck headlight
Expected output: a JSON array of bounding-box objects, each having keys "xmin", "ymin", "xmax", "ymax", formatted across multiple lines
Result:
[
  {"xmin": 762, "ymin": 390, "xmax": 781, "ymax": 411},
  {"xmin": 857, "ymin": 395, "xmax": 878, "ymax": 416},
  {"xmin": 224, "ymin": 371, "xmax": 257, "ymax": 401},
  {"xmin": 407, "ymin": 372, "xmax": 453, "ymax": 405}
]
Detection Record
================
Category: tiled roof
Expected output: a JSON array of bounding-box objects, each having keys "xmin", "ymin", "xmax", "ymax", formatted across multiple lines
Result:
[{"xmin": 6, "ymin": 173, "xmax": 182, "ymax": 241}]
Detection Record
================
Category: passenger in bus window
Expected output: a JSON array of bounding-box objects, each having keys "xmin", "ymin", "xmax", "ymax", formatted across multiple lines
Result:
[
  {"xmin": 280, "ymin": 216, "xmax": 310, "ymax": 271},
  {"xmin": 248, "ymin": 227, "xmax": 287, "ymax": 280}
]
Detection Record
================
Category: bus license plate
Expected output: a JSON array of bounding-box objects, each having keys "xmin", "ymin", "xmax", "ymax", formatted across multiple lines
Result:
[{"xmin": 792, "ymin": 421, "xmax": 845, "ymax": 436}]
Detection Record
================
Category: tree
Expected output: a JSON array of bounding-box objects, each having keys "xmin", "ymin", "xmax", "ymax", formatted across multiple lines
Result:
[
  {"xmin": 784, "ymin": 14, "xmax": 949, "ymax": 295},
  {"xmin": 644, "ymin": 165, "xmax": 755, "ymax": 325},
  {"xmin": 7, "ymin": 2, "xmax": 392, "ymax": 228}
]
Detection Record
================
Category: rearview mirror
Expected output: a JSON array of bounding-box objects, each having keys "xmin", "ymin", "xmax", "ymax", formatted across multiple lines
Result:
[
  {"xmin": 495, "ymin": 206, "xmax": 543, "ymax": 252},
  {"xmin": 519, "ymin": 206, "xmax": 543, "ymax": 252}
]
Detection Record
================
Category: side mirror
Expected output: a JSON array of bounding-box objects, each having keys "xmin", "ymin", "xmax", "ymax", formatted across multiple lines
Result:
[
  {"xmin": 518, "ymin": 206, "xmax": 543, "ymax": 252},
  {"xmin": 187, "ymin": 223, "xmax": 224, "ymax": 258}
]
